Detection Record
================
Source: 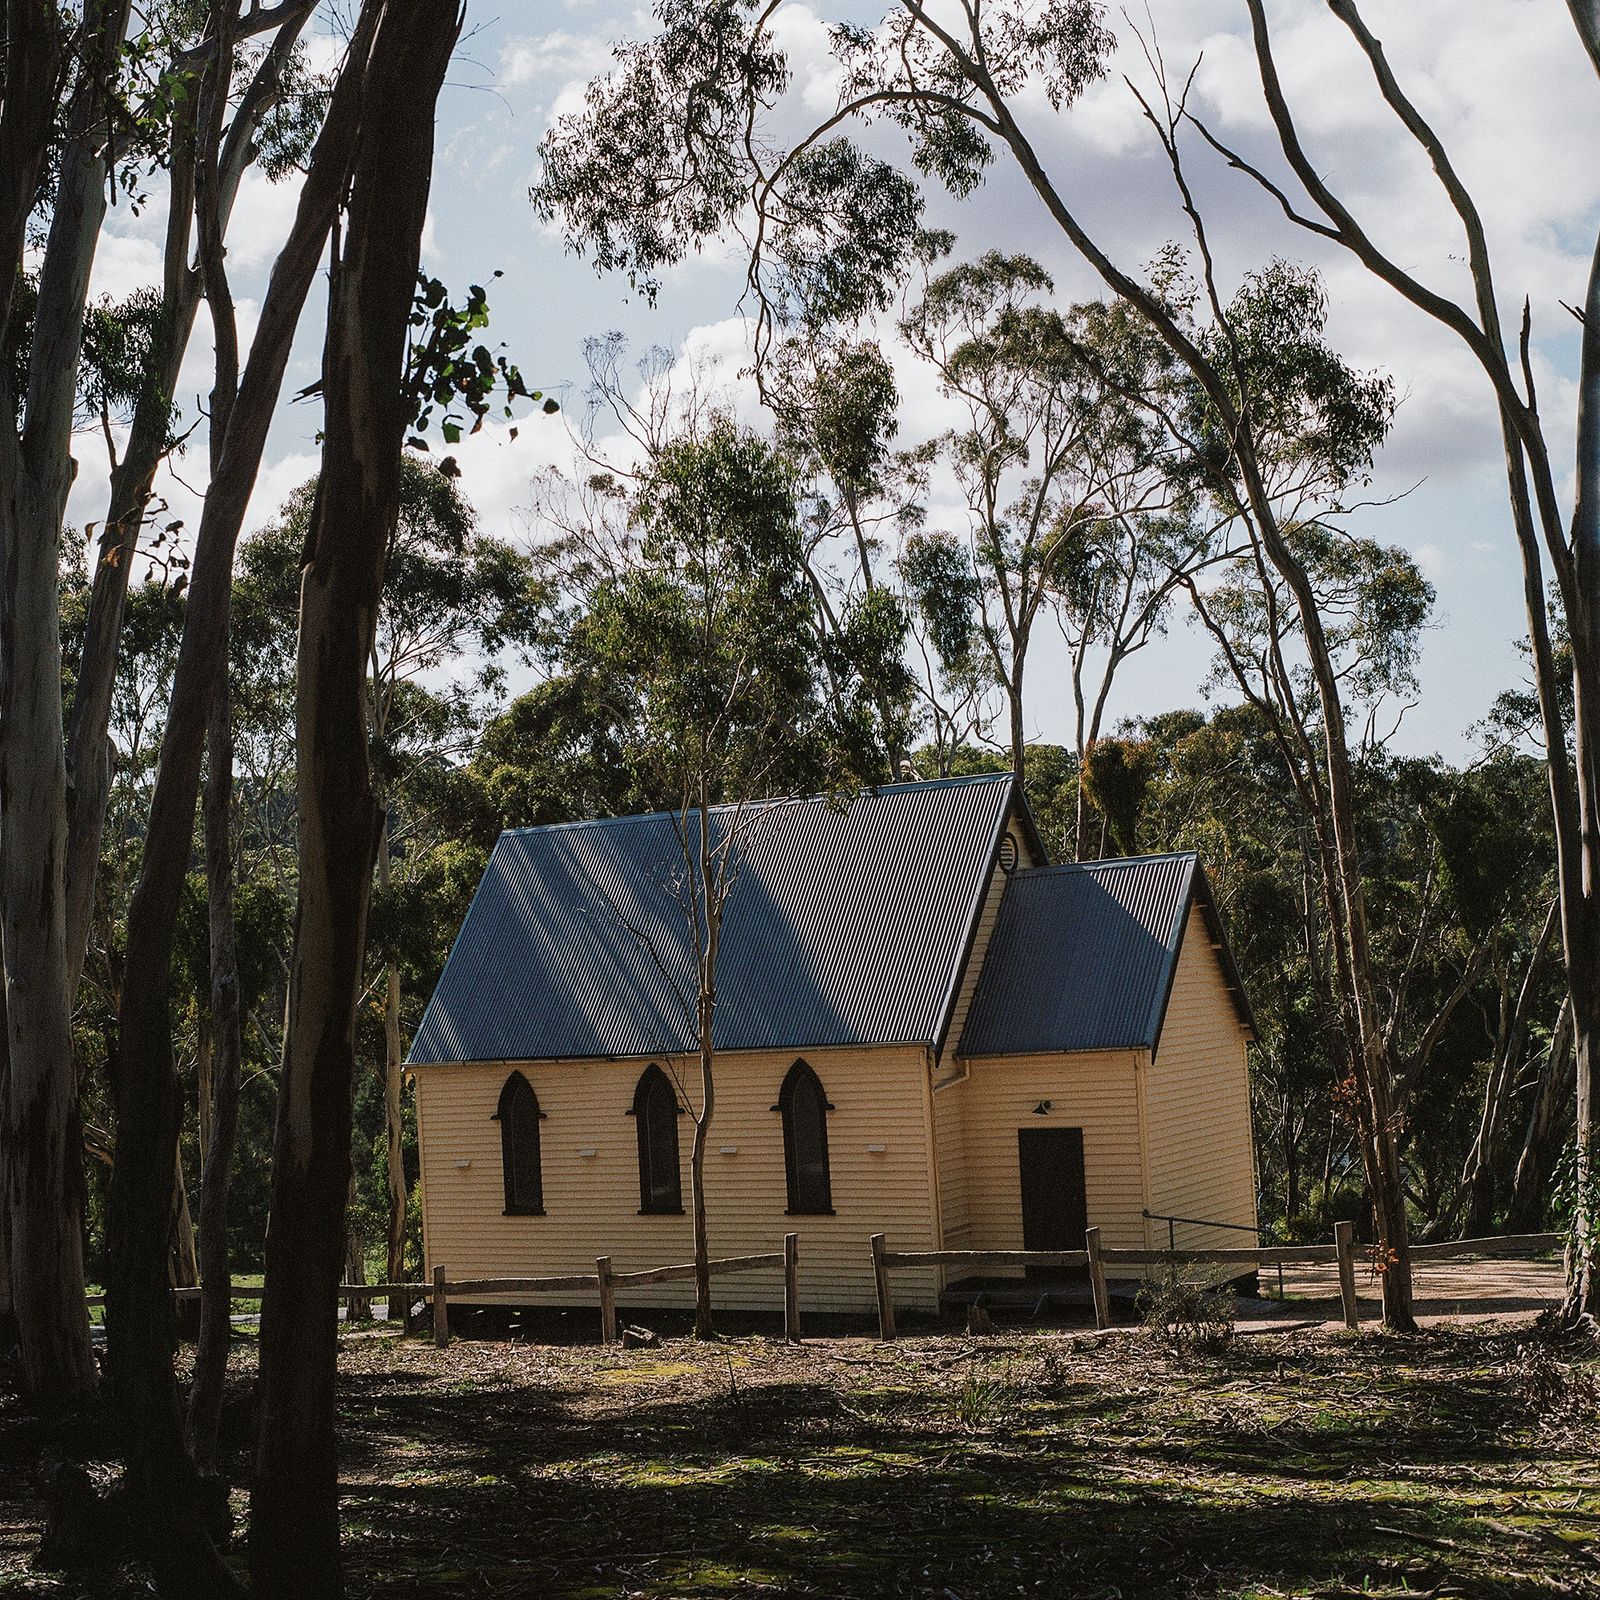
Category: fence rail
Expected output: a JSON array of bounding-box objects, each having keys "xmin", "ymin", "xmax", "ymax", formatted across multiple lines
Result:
[
  {"xmin": 98, "ymin": 1227, "xmax": 1561, "ymax": 1347},
  {"xmin": 429, "ymin": 1237, "xmax": 802, "ymax": 1348},
  {"xmin": 869, "ymin": 1226, "xmax": 1562, "ymax": 1341}
]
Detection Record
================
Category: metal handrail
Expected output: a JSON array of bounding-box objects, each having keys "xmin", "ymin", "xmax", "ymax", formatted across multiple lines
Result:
[{"xmin": 1141, "ymin": 1209, "xmax": 1281, "ymax": 1296}]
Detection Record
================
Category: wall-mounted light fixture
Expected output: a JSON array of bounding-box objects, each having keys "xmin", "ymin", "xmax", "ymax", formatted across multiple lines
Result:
[
  {"xmin": 454, "ymin": 1158, "xmax": 472, "ymax": 1169},
  {"xmin": 719, "ymin": 1145, "xmax": 738, "ymax": 1155},
  {"xmin": 1033, "ymin": 1100, "xmax": 1053, "ymax": 1115}
]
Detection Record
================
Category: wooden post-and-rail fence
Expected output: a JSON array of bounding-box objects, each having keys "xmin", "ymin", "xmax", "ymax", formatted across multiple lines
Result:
[
  {"xmin": 94, "ymin": 1236, "xmax": 806, "ymax": 1348},
  {"xmin": 427, "ymin": 1236, "xmax": 806, "ymax": 1348},
  {"xmin": 869, "ymin": 1227, "xmax": 1563, "ymax": 1341}
]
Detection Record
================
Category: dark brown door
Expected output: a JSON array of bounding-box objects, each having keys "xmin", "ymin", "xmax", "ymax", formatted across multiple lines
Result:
[{"xmin": 1017, "ymin": 1127, "xmax": 1087, "ymax": 1278}]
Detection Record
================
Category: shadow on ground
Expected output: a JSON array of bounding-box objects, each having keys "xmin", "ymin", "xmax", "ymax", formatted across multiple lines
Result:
[{"xmin": 2, "ymin": 1323, "xmax": 1595, "ymax": 1598}]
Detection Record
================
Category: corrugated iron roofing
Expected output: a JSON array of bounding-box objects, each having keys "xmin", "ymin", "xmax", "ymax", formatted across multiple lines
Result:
[
  {"xmin": 959, "ymin": 854, "xmax": 1202, "ymax": 1057},
  {"xmin": 407, "ymin": 773, "xmax": 1017, "ymax": 1064}
]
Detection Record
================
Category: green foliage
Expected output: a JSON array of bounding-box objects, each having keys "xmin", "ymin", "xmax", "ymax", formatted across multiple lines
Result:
[
  {"xmin": 405, "ymin": 271, "xmax": 558, "ymax": 469},
  {"xmin": 1080, "ymin": 738, "xmax": 1152, "ymax": 855},
  {"xmin": 582, "ymin": 421, "xmax": 876, "ymax": 803},
  {"xmin": 1551, "ymin": 1142, "xmax": 1600, "ymax": 1273}
]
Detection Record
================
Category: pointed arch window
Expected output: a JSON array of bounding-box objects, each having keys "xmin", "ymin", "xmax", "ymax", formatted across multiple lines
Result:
[
  {"xmin": 778, "ymin": 1059, "xmax": 834, "ymax": 1215},
  {"xmin": 631, "ymin": 1064, "xmax": 683, "ymax": 1214},
  {"xmin": 495, "ymin": 1072, "xmax": 544, "ymax": 1216}
]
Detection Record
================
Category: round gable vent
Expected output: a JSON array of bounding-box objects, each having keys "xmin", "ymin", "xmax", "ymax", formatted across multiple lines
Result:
[{"xmin": 998, "ymin": 832, "xmax": 1018, "ymax": 873}]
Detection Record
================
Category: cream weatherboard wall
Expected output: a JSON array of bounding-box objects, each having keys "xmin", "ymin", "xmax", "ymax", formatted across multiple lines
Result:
[
  {"xmin": 1142, "ymin": 904, "xmax": 1259, "ymax": 1250},
  {"xmin": 411, "ymin": 1043, "xmax": 944, "ymax": 1316},
  {"xmin": 930, "ymin": 820, "xmax": 1035, "ymax": 1250},
  {"xmin": 937, "ymin": 1050, "xmax": 1150, "ymax": 1272},
  {"xmin": 937, "ymin": 908, "xmax": 1257, "ymax": 1278}
]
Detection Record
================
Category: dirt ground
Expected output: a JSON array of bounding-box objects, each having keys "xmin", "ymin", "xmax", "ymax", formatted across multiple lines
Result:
[
  {"xmin": 2, "ymin": 1296, "xmax": 1597, "ymax": 1600},
  {"xmin": 1238, "ymin": 1257, "xmax": 1566, "ymax": 1333}
]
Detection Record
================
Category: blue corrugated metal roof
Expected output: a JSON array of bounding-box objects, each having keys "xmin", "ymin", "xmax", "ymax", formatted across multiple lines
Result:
[
  {"xmin": 958, "ymin": 853, "xmax": 1253, "ymax": 1056},
  {"xmin": 408, "ymin": 774, "xmax": 1019, "ymax": 1064}
]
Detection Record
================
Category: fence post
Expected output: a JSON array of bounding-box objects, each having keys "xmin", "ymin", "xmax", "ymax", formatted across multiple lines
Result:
[
  {"xmin": 596, "ymin": 1255, "xmax": 617, "ymax": 1344},
  {"xmin": 1334, "ymin": 1220, "xmax": 1359, "ymax": 1331},
  {"xmin": 1085, "ymin": 1226, "xmax": 1110, "ymax": 1331},
  {"xmin": 431, "ymin": 1265, "xmax": 449, "ymax": 1349},
  {"xmin": 783, "ymin": 1232, "xmax": 801, "ymax": 1344},
  {"xmin": 869, "ymin": 1233, "xmax": 896, "ymax": 1341}
]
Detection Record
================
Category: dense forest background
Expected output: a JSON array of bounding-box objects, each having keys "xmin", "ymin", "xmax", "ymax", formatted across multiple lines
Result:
[{"xmin": 64, "ymin": 303, "xmax": 1566, "ymax": 1298}]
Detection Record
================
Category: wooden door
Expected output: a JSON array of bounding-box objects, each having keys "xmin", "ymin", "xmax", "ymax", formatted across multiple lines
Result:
[{"xmin": 1017, "ymin": 1127, "xmax": 1087, "ymax": 1278}]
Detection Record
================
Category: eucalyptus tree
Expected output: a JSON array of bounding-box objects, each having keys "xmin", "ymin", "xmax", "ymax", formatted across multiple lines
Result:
[
  {"xmin": 529, "ymin": 0, "xmax": 1441, "ymax": 1327},
  {"xmin": 1214, "ymin": 0, "xmax": 1600, "ymax": 1319},
  {"xmin": 104, "ymin": 2, "xmax": 409, "ymax": 1576},
  {"xmin": 571, "ymin": 422, "xmax": 880, "ymax": 1338},
  {"xmin": 233, "ymin": 457, "xmax": 542, "ymax": 1317},
  {"xmin": 765, "ymin": 331, "xmax": 921, "ymax": 772},
  {"xmin": 252, "ymin": 5, "xmax": 465, "ymax": 1591},
  {"xmin": 0, "ymin": 0, "xmax": 319, "ymax": 1410},
  {"xmin": 897, "ymin": 527, "xmax": 994, "ymax": 777}
]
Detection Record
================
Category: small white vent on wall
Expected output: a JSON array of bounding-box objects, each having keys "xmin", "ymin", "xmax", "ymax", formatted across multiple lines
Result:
[
  {"xmin": 577, "ymin": 1147, "xmax": 598, "ymax": 1158},
  {"xmin": 866, "ymin": 1143, "xmax": 887, "ymax": 1154}
]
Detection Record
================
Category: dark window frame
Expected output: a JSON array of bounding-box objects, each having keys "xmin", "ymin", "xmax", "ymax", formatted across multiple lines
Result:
[
  {"xmin": 494, "ymin": 1071, "xmax": 545, "ymax": 1217},
  {"xmin": 776, "ymin": 1058, "xmax": 835, "ymax": 1216},
  {"xmin": 630, "ymin": 1063, "xmax": 684, "ymax": 1215}
]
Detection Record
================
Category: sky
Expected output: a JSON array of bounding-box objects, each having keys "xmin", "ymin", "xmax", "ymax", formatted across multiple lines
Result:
[{"xmin": 70, "ymin": 0, "xmax": 1600, "ymax": 766}]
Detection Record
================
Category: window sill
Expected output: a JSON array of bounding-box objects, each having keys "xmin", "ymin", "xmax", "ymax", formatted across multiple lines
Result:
[
  {"xmin": 638, "ymin": 1206, "xmax": 685, "ymax": 1216},
  {"xmin": 503, "ymin": 1207, "xmax": 544, "ymax": 1218},
  {"xmin": 785, "ymin": 1207, "xmax": 835, "ymax": 1217}
]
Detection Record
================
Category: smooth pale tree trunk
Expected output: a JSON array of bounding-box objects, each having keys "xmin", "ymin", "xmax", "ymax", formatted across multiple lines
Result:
[
  {"xmin": 250, "ymin": 8, "xmax": 461, "ymax": 1592},
  {"xmin": 1, "ymin": 0, "xmax": 126, "ymax": 1409},
  {"xmin": 1509, "ymin": 998, "xmax": 1575, "ymax": 1233},
  {"xmin": 63, "ymin": 4, "xmax": 315, "ymax": 1001},
  {"xmin": 0, "ymin": 0, "xmax": 60, "ymax": 1378},
  {"xmin": 104, "ymin": 8, "xmax": 381, "ymax": 1574}
]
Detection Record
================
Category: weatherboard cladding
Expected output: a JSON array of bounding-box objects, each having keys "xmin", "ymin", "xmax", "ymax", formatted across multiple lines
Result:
[
  {"xmin": 958, "ymin": 854, "xmax": 1200, "ymax": 1057},
  {"xmin": 407, "ymin": 773, "xmax": 1015, "ymax": 1065}
]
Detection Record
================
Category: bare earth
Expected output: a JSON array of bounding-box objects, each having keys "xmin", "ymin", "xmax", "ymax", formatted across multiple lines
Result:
[
  {"xmin": 1, "ymin": 1263, "xmax": 1592, "ymax": 1599},
  {"xmin": 1236, "ymin": 1257, "xmax": 1566, "ymax": 1333}
]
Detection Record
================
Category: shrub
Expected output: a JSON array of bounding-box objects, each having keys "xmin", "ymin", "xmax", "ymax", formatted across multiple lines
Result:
[{"xmin": 1136, "ymin": 1268, "xmax": 1236, "ymax": 1352}]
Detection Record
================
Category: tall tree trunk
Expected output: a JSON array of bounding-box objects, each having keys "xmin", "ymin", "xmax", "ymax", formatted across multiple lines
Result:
[
  {"xmin": 379, "ymin": 821, "xmax": 408, "ymax": 1319},
  {"xmin": 0, "ymin": 981, "xmax": 14, "ymax": 1355},
  {"xmin": 63, "ymin": 6, "xmax": 314, "ymax": 999},
  {"xmin": 250, "ymin": 9, "xmax": 460, "ymax": 1592},
  {"xmin": 104, "ymin": 7, "xmax": 382, "ymax": 1575},
  {"xmin": 187, "ymin": 673, "xmax": 243, "ymax": 1477},
  {"xmin": 690, "ymin": 1046, "xmax": 715, "ymax": 1342},
  {"xmin": 689, "ymin": 784, "xmax": 719, "ymax": 1343},
  {"xmin": 345, "ymin": 1168, "xmax": 371, "ymax": 1324},
  {"xmin": 1508, "ymin": 997, "xmax": 1576, "ymax": 1233},
  {"xmin": 1, "ymin": 0, "xmax": 127, "ymax": 1410},
  {"xmin": 0, "ymin": 0, "xmax": 60, "ymax": 1381}
]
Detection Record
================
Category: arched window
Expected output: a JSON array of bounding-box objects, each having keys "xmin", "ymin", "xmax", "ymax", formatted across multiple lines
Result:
[
  {"xmin": 496, "ymin": 1072, "xmax": 544, "ymax": 1216},
  {"xmin": 778, "ymin": 1059, "xmax": 833, "ymax": 1215},
  {"xmin": 631, "ymin": 1065, "xmax": 682, "ymax": 1214}
]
